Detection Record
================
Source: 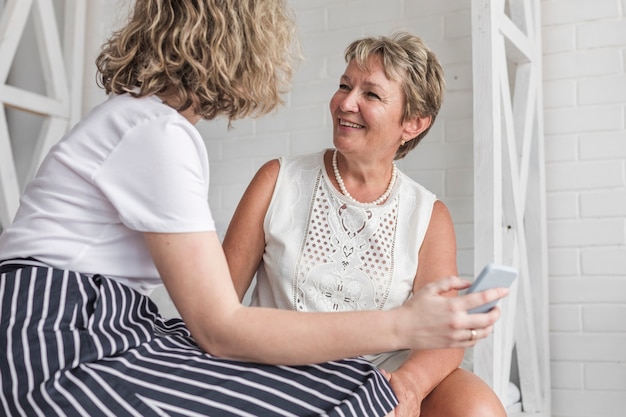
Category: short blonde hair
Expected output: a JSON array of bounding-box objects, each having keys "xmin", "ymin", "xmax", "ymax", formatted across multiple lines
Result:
[
  {"xmin": 96, "ymin": 0, "xmax": 299, "ymax": 121},
  {"xmin": 345, "ymin": 32, "xmax": 445, "ymax": 159}
]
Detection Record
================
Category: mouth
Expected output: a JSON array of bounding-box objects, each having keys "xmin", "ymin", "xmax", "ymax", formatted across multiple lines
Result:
[{"xmin": 338, "ymin": 118, "xmax": 364, "ymax": 129}]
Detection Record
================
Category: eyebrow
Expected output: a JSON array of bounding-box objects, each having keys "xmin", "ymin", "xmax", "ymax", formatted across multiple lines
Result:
[{"xmin": 340, "ymin": 74, "xmax": 386, "ymax": 91}]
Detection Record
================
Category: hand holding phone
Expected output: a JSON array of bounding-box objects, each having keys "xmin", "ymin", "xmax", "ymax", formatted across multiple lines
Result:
[{"xmin": 464, "ymin": 263, "xmax": 517, "ymax": 314}]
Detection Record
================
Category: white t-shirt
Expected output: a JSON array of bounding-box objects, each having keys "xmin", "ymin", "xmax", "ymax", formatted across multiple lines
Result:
[{"xmin": 0, "ymin": 94, "xmax": 215, "ymax": 294}]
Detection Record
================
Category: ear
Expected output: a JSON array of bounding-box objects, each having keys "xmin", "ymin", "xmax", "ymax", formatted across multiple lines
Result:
[{"xmin": 402, "ymin": 115, "xmax": 431, "ymax": 143}]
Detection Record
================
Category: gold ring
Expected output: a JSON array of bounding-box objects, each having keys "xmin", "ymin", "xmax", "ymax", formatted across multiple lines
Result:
[{"xmin": 469, "ymin": 329, "xmax": 477, "ymax": 341}]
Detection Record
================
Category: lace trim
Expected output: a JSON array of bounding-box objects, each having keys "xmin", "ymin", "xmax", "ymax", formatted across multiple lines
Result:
[{"xmin": 293, "ymin": 170, "xmax": 398, "ymax": 311}]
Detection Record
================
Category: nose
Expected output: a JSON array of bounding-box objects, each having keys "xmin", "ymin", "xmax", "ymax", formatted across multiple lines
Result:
[{"xmin": 338, "ymin": 90, "xmax": 359, "ymax": 113}]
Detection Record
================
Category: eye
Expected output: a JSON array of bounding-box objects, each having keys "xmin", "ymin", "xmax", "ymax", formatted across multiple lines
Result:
[
  {"xmin": 339, "ymin": 83, "xmax": 350, "ymax": 91},
  {"xmin": 366, "ymin": 91, "xmax": 381, "ymax": 100}
]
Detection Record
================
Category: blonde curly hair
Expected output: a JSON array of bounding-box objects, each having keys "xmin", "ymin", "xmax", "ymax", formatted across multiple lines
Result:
[
  {"xmin": 96, "ymin": 0, "xmax": 299, "ymax": 121},
  {"xmin": 345, "ymin": 32, "xmax": 445, "ymax": 160}
]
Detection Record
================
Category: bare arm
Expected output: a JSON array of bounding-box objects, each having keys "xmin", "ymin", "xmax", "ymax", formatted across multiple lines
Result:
[
  {"xmin": 222, "ymin": 159, "xmax": 279, "ymax": 301},
  {"xmin": 387, "ymin": 201, "xmax": 479, "ymax": 415},
  {"xmin": 146, "ymin": 229, "xmax": 410, "ymax": 364}
]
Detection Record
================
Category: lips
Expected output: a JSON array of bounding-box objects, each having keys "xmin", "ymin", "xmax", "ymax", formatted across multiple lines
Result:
[{"xmin": 339, "ymin": 118, "xmax": 364, "ymax": 129}]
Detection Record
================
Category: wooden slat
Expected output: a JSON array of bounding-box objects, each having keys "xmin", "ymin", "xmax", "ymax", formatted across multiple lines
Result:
[
  {"xmin": 512, "ymin": 1, "xmax": 551, "ymax": 412},
  {"xmin": 523, "ymin": 102, "xmax": 551, "ymax": 413},
  {"xmin": 0, "ymin": 109, "xmax": 19, "ymax": 226},
  {"xmin": 472, "ymin": 0, "xmax": 503, "ymax": 395},
  {"xmin": 493, "ymin": 39, "xmax": 520, "ymax": 398},
  {"xmin": 0, "ymin": 84, "xmax": 68, "ymax": 117},
  {"xmin": 64, "ymin": 0, "xmax": 86, "ymax": 126},
  {"xmin": 501, "ymin": 69, "xmax": 543, "ymax": 405},
  {"xmin": 472, "ymin": 0, "xmax": 550, "ymax": 415},
  {"xmin": 0, "ymin": 0, "xmax": 84, "ymax": 229},
  {"xmin": 33, "ymin": 0, "xmax": 69, "ymax": 101},
  {"xmin": 512, "ymin": 63, "xmax": 535, "ymax": 204},
  {"xmin": 0, "ymin": 0, "xmax": 34, "ymax": 82},
  {"xmin": 499, "ymin": 14, "xmax": 532, "ymax": 62}
]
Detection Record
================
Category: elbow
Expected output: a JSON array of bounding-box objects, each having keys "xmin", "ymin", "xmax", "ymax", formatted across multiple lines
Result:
[
  {"xmin": 192, "ymin": 329, "xmax": 245, "ymax": 361},
  {"xmin": 199, "ymin": 341, "xmax": 236, "ymax": 360},
  {"xmin": 185, "ymin": 311, "xmax": 253, "ymax": 362}
]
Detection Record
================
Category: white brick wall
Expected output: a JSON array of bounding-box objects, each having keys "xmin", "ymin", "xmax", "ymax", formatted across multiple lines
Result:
[
  {"xmin": 82, "ymin": 0, "xmax": 625, "ymax": 415},
  {"xmin": 542, "ymin": 1, "xmax": 626, "ymax": 416}
]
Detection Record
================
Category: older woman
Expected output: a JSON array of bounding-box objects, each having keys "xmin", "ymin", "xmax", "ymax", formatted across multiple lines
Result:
[{"xmin": 224, "ymin": 32, "xmax": 508, "ymax": 417}]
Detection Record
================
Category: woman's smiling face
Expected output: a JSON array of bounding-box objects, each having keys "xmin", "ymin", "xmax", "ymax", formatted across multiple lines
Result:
[{"xmin": 330, "ymin": 55, "xmax": 410, "ymax": 160}]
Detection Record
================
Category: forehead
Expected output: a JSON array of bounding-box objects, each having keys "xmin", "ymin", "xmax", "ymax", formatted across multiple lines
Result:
[{"xmin": 343, "ymin": 55, "xmax": 401, "ymax": 90}]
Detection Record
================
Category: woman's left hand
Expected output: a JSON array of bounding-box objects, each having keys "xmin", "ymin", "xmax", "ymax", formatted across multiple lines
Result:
[{"xmin": 381, "ymin": 369, "xmax": 424, "ymax": 417}]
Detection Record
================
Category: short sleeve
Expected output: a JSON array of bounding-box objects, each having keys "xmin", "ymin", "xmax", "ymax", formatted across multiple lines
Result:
[{"xmin": 93, "ymin": 115, "xmax": 215, "ymax": 233}]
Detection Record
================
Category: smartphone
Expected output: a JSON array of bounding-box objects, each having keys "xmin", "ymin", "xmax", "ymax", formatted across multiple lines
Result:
[{"xmin": 465, "ymin": 263, "xmax": 518, "ymax": 314}]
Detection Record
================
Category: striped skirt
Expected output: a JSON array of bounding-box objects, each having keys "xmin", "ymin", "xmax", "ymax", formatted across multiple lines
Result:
[{"xmin": 0, "ymin": 259, "xmax": 397, "ymax": 416}]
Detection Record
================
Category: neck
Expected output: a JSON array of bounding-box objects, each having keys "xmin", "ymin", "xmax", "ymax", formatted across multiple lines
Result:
[
  {"xmin": 179, "ymin": 106, "xmax": 201, "ymax": 125},
  {"xmin": 330, "ymin": 149, "xmax": 397, "ymax": 207},
  {"xmin": 158, "ymin": 91, "xmax": 201, "ymax": 125}
]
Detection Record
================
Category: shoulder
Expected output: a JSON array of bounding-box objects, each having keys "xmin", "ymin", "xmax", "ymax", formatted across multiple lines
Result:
[
  {"xmin": 396, "ymin": 169, "xmax": 437, "ymax": 202},
  {"xmin": 430, "ymin": 200, "xmax": 453, "ymax": 225},
  {"xmin": 285, "ymin": 150, "xmax": 328, "ymax": 176},
  {"xmin": 258, "ymin": 151, "xmax": 325, "ymax": 184},
  {"xmin": 280, "ymin": 151, "xmax": 325, "ymax": 168},
  {"xmin": 96, "ymin": 93, "xmax": 176, "ymax": 121},
  {"xmin": 255, "ymin": 159, "xmax": 281, "ymax": 184},
  {"xmin": 254, "ymin": 151, "xmax": 316, "ymax": 186},
  {"xmin": 107, "ymin": 94, "xmax": 194, "ymax": 131},
  {"xmin": 80, "ymin": 94, "xmax": 201, "ymax": 151}
]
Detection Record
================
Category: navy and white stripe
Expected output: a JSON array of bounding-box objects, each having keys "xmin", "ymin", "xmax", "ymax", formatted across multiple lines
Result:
[{"xmin": 0, "ymin": 259, "xmax": 397, "ymax": 416}]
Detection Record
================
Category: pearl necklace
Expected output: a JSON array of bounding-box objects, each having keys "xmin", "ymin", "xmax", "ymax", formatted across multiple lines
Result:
[{"xmin": 332, "ymin": 149, "xmax": 397, "ymax": 206}]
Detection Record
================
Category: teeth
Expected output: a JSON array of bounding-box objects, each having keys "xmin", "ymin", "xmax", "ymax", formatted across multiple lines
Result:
[{"xmin": 340, "ymin": 119, "xmax": 363, "ymax": 128}]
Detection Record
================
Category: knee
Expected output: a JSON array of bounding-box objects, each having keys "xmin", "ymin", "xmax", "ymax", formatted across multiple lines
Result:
[
  {"xmin": 457, "ymin": 392, "xmax": 507, "ymax": 417},
  {"xmin": 421, "ymin": 369, "xmax": 507, "ymax": 417}
]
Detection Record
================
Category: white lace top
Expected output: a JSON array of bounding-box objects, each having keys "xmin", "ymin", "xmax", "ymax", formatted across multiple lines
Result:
[{"xmin": 250, "ymin": 151, "xmax": 436, "ymax": 316}]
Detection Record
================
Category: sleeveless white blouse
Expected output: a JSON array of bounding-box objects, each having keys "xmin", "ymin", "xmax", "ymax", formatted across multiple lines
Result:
[{"xmin": 250, "ymin": 151, "xmax": 437, "ymax": 315}]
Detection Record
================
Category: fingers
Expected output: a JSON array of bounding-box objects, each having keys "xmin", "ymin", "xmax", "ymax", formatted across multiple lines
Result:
[
  {"xmin": 401, "ymin": 277, "xmax": 510, "ymax": 350},
  {"xmin": 469, "ymin": 329, "xmax": 477, "ymax": 342},
  {"xmin": 453, "ymin": 306, "xmax": 501, "ymax": 347},
  {"xmin": 423, "ymin": 275, "xmax": 472, "ymax": 295},
  {"xmin": 420, "ymin": 276, "xmax": 509, "ymax": 315},
  {"xmin": 460, "ymin": 286, "xmax": 510, "ymax": 313},
  {"xmin": 465, "ymin": 305, "xmax": 501, "ymax": 330},
  {"xmin": 458, "ymin": 324, "xmax": 495, "ymax": 346}
]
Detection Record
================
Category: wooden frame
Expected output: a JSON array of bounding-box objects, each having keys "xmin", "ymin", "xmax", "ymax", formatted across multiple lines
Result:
[
  {"xmin": 0, "ymin": 0, "xmax": 85, "ymax": 229},
  {"xmin": 471, "ymin": 0, "xmax": 550, "ymax": 415}
]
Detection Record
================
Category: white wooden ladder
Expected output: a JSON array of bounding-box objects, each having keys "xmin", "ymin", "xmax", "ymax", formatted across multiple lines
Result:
[
  {"xmin": 472, "ymin": 0, "xmax": 551, "ymax": 415},
  {"xmin": 0, "ymin": 0, "xmax": 85, "ymax": 229}
]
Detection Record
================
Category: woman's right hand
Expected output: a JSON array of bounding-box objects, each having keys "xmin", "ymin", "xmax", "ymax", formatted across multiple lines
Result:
[{"xmin": 396, "ymin": 275, "xmax": 508, "ymax": 350}]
